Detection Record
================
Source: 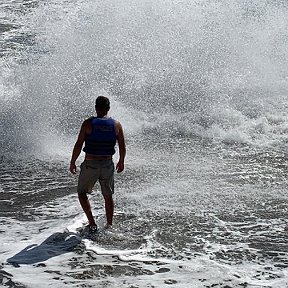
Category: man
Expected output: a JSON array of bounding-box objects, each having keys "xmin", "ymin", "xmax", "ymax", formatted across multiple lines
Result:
[{"xmin": 69, "ymin": 96, "xmax": 126, "ymax": 232}]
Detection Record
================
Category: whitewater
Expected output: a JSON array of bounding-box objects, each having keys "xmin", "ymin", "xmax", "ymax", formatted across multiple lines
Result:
[{"xmin": 1, "ymin": 0, "xmax": 288, "ymax": 287}]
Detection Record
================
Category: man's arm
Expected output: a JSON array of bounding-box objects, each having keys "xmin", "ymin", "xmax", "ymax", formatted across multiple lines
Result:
[
  {"xmin": 115, "ymin": 121, "xmax": 126, "ymax": 173},
  {"xmin": 69, "ymin": 121, "xmax": 87, "ymax": 174}
]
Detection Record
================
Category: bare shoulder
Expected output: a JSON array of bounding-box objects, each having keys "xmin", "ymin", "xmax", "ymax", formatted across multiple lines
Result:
[
  {"xmin": 81, "ymin": 118, "xmax": 93, "ymax": 133},
  {"xmin": 114, "ymin": 119, "xmax": 122, "ymax": 127},
  {"xmin": 82, "ymin": 118, "xmax": 92, "ymax": 126},
  {"xmin": 114, "ymin": 119, "xmax": 123, "ymax": 136}
]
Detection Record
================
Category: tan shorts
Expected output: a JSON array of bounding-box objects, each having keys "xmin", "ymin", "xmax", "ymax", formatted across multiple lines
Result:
[{"xmin": 77, "ymin": 159, "xmax": 114, "ymax": 196}]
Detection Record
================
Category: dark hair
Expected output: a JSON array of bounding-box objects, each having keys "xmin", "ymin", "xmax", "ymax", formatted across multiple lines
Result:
[{"xmin": 95, "ymin": 96, "xmax": 110, "ymax": 110}]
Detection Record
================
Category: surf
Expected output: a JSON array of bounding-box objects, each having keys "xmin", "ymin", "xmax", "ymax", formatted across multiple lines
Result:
[{"xmin": 1, "ymin": 0, "xmax": 288, "ymax": 288}]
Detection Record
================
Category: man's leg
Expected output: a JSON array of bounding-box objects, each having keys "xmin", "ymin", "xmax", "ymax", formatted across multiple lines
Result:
[
  {"xmin": 99, "ymin": 160, "xmax": 115, "ymax": 226},
  {"xmin": 77, "ymin": 161, "xmax": 99, "ymax": 228},
  {"xmin": 103, "ymin": 195, "xmax": 114, "ymax": 226},
  {"xmin": 78, "ymin": 193, "xmax": 96, "ymax": 227}
]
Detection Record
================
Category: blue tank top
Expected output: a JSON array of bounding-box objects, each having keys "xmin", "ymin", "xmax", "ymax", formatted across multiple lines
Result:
[{"xmin": 83, "ymin": 117, "xmax": 116, "ymax": 156}]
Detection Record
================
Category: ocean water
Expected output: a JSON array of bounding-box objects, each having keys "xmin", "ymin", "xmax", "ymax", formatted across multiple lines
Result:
[{"xmin": 1, "ymin": 0, "xmax": 288, "ymax": 287}]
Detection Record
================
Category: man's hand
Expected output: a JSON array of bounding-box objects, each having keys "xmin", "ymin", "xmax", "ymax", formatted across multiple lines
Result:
[
  {"xmin": 70, "ymin": 163, "xmax": 77, "ymax": 174},
  {"xmin": 116, "ymin": 161, "xmax": 124, "ymax": 173}
]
